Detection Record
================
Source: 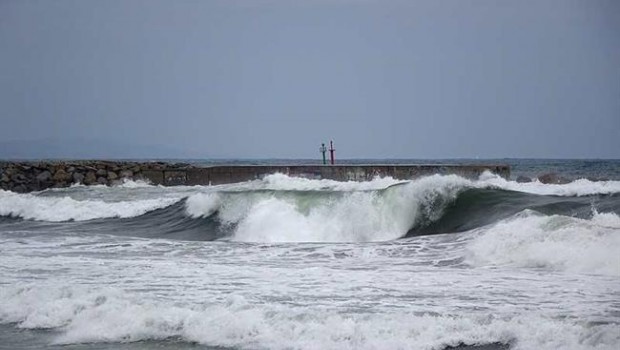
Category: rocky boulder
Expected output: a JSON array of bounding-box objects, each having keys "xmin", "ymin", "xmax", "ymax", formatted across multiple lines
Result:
[
  {"xmin": 516, "ymin": 175, "xmax": 532, "ymax": 183},
  {"xmin": 84, "ymin": 171, "xmax": 97, "ymax": 185},
  {"xmin": 119, "ymin": 170, "xmax": 133, "ymax": 179},
  {"xmin": 12, "ymin": 184, "xmax": 28, "ymax": 193},
  {"xmin": 36, "ymin": 170, "xmax": 52, "ymax": 182},
  {"xmin": 11, "ymin": 173, "xmax": 27, "ymax": 183},
  {"xmin": 53, "ymin": 169, "xmax": 72, "ymax": 182},
  {"xmin": 537, "ymin": 173, "xmax": 571, "ymax": 185},
  {"xmin": 73, "ymin": 172, "xmax": 85, "ymax": 184}
]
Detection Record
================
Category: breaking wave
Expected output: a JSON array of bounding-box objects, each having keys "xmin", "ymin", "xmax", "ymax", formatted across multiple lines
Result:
[
  {"xmin": 465, "ymin": 210, "xmax": 620, "ymax": 276},
  {"xmin": 184, "ymin": 174, "xmax": 468, "ymax": 242},
  {"xmin": 0, "ymin": 174, "xmax": 618, "ymax": 243},
  {"xmin": 0, "ymin": 189, "xmax": 179, "ymax": 222},
  {"xmin": 1, "ymin": 285, "xmax": 617, "ymax": 350}
]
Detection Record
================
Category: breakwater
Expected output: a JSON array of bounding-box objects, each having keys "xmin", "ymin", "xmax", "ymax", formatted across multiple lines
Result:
[{"xmin": 0, "ymin": 161, "xmax": 510, "ymax": 192}]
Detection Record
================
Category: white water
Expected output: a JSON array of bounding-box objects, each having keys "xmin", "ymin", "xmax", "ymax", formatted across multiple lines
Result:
[
  {"xmin": 477, "ymin": 172, "xmax": 620, "ymax": 196},
  {"xmin": 1, "ymin": 174, "xmax": 619, "ymax": 349},
  {"xmin": 3, "ymin": 173, "xmax": 619, "ymax": 224},
  {"xmin": 2, "ymin": 284, "xmax": 617, "ymax": 350},
  {"xmin": 0, "ymin": 225, "xmax": 618, "ymax": 349},
  {"xmin": 466, "ymin": 210, "xmax": 620, "ymax": 276},
  {"xmin": 183, "ymin": 174, "xmax": 467, "ymax": 242},
  {"xmin": 0, "ymin": 189, "xmax": 179, "ymax": 222}
]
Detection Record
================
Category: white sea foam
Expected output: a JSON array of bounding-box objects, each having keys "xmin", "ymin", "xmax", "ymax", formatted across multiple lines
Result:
[
  {"xmin": 184, "ymin": 172, "xmax": 620, "ymax": 242},
  {"xmin": 477, "ymin": 172, "xmax": 620, "ymax": 196},
  {"xmin": 252, "ymin": 172, "xmax": 620, "ymax": 196},
  {"xmin": 184, "ymin": 174, "xmax": 469, "ymax": 242},
  {"xmin": 466, "ymin": 210, "xmax": 620, "ymax": 276},
  {"xmin": 3, "ymin": 171, "xmax": 619, "ymax": 228},
  {"xmin": 64, "ymin": 180, "xmax": 153, "ymax": 189},
  {"xmin": 0, "ymin": 190, "xmax": 179, "ymax": 222},
  {"xmin": 1, "ymin": 285, "xmax": 617, "ymax": 350},
  {"xmin": 255, "ymin": 173, "xmax": 407, "ymax": 191},
  {"xmin": 2, "ymin": 169, "xmax": 619, "ymax": 350},
  {"xmin": 116, "ymin": 178, "xmax": 155, "ymax": 188},
  {"xmin": 184, "ymin": 193, "xmax": 221, "ymax": 218}
]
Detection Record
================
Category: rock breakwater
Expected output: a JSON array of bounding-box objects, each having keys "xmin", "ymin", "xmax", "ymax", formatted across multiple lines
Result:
[
  {"xmin": 0, "ymin": 161, "xmax": 189, "ymax": 193},
  {"xmin": 1, "ymin": 161, "xmax": 511, "ymax": 193}
]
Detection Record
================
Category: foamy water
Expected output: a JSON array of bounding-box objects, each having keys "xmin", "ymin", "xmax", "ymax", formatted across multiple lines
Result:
[
  {"xmin": 466, "ymin": 210, "xmax": 620, "ymax": 276},
  {"xmin": 1, "ymin": 170, "xmax": 619, "ymax": 349}
]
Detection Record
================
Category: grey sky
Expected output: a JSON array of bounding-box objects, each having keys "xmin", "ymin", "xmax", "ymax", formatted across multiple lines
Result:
[{"xmin": 1, "ymin": 0, "xmax": 618, "ymax": 159}]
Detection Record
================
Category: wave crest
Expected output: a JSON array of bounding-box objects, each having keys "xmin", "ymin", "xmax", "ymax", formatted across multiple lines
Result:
[
  {"xmin": 183, "ymin": 174, "xmax": 469, "ymax": 242},
  {"xmin": 0, "ymin": 190, "xmax": 179, "ymax": 222},
  {"xmin": 466, "ymin": 210, "xmax": 620, "ymax": 276},
  {"xmin": 1, "ymin": 285, "xmax": 617, "ymax": 350},
  {"xmin": 478, "ymin": 172, "xmax": 620, "ymax": 196}
]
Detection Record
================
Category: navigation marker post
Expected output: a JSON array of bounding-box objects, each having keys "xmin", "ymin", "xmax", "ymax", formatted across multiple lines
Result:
[
  {"xmin": 329, "ymin": 140, "xmax": 335, "ymax": 165},
  {"xmin": 319, "ymin": 143, "xmax": 327, "ymax": 165}
]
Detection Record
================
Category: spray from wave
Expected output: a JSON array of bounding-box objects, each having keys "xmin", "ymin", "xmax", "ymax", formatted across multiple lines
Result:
[
  {"xmin": 465, "ymin": 210, "xmax": 620, "ymax": 276},
  {"xmin": 183, "ymin": 174, "xmax": 469, "ymax": 242},
  {"xmin": 477, "ymin": 172, "xmax": 620, "ymax": 196},
  {"xmin": 1, "ymin": 285, "xmax": 617, "ymax": 350},
  {"xmin": 0, "ymin": 189, "xmax": 179, "ymax": 222},
  {"xmin": 1, "ymin": 173, "xmax": 619, "ymax": 243}
]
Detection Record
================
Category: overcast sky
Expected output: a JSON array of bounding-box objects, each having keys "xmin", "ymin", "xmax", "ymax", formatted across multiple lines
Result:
[{"xmin": 1, "ymin": 0, "xmax": 618, "ymax": 159}]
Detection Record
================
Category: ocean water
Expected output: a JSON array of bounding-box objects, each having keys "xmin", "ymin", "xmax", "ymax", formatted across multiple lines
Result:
[{"xmin": 1, "ymin": 159, "xmax": 619, "ymax": 350}]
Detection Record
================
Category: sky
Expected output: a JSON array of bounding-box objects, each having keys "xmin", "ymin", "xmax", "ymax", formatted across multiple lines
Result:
[{"xmin": 0, "ymin": 0, "xmax": 618, "ymax": 159}]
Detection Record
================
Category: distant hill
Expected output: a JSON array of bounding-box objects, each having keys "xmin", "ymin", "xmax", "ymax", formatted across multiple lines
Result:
[{"xmin": 0, "ymin": 138, "xmax": 202, "ymax": 160}]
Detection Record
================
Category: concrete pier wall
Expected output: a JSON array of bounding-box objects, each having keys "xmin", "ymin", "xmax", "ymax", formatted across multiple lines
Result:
[
  {"xmin": 158, "ymin": 164, "xmax": 510, "ymax": 186},
  {"xmin": 0, "ymin": 161, "xmax": 509, "ymax": 192}
]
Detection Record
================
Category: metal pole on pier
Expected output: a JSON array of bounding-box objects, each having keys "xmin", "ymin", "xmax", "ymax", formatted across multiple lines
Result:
[
  {"xmin": 319, "ymin": 143, "xmax": 327, "ymax": 165},
  {"xmin": 329, "ymin": 140, "xmax": 335, "ymax": 165}
]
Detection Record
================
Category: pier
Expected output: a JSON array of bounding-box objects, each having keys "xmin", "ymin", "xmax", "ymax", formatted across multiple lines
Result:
[
  {"xmin": 154, "ymin": 164, "xmax": 510, "ymax": 186},
  {"xmin": 0, "ymin": 161, "xmax": 510, "ymax": 192}
]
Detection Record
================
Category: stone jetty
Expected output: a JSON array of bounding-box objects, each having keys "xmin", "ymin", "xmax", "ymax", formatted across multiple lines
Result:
[
  {"xmin": 0, "ymin": 161, "xmax": 183, "ymax": 193},
  {"xmin": 0, "ymin": 161, "xmax": 510, "ymax": 193}
]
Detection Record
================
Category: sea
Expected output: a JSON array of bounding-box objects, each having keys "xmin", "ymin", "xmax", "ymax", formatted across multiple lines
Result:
[{"xmin": 1, "ymin": 159, "xmax": 619, "ymax": 350}]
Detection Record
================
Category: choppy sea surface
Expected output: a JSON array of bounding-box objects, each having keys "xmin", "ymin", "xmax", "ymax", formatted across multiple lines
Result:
[{"xmin": 1, "ymin": 159, "xmax": 619, "ymax": 350}]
